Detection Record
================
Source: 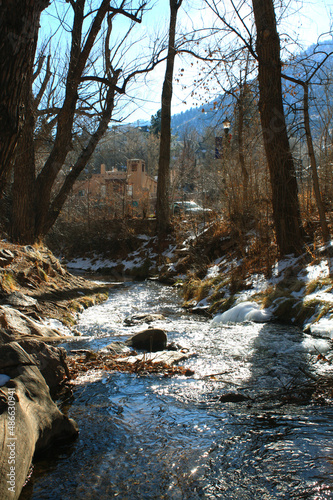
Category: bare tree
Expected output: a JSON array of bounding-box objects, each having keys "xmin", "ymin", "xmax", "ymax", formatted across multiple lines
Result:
[
  {"xmin": 156, "ymin": 0, "xmax": 183, "ymax": 237},
  {"xmin": 251, "ymin": 0, "xmax": 304, "ymax": 255},
  {"xmin": 200, "ymin": 0, "xmax": 304, "ymax": 255},
  {"xmin": 283, "ymin": 48, "xmax": 333, "ymax": 243},
  {"xmin": 10, "ymin": 0, "xmax": 167, "ymax": 243}
]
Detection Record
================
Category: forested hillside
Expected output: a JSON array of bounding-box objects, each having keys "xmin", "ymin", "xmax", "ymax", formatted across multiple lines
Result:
[{"xmin": 171, "ymin": 40, "xmax": 333, "ymax": 137}]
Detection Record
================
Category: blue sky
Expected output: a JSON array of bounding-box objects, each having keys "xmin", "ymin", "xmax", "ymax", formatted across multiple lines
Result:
[
  {"xmin": 126, "ymin": 0, "xmax": 333, "ymax": 123},
  {"xmin": 38, "ymin": 0, "xmax": 333, "ymax": 124}
]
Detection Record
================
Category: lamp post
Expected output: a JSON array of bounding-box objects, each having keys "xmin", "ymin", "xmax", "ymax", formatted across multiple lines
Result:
[{"xmin": 223, "ymin": 117, "xmax": 231, "ymax": 138}]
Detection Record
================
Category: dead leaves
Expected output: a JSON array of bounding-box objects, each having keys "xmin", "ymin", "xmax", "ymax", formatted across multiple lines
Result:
[{"xmin": 67, "ymin": 351, "xmax": 194, "ymax": 379}]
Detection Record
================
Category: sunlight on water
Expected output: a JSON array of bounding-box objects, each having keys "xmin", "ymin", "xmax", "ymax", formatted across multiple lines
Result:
[{"xmin": 21, "ymin": 280, "xmax": 333, "ymax": 500}]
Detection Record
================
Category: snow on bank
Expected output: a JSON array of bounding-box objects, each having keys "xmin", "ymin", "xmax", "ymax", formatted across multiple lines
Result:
[
  {"xmin": 212, "ymin": 301, "xmax": 272, "ymax": 325},
  {"xmin": 305, "ymin": 317, "xmax": 333, "ymax": 339},
  {"xmin": 65, "ymin": 235, "xmax": 160, "ymax": 274}
]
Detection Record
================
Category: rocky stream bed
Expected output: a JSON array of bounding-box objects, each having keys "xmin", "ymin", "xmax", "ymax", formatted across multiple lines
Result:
[
  {"xmin": 0, "ymin": 239, "xmax": 333, "ymax": 499},
  {"xmin": 0, "ymin": 243, "xmax": 196, "ymax": 499}
]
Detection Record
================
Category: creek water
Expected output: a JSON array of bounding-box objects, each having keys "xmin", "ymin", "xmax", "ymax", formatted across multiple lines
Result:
[{"xmin": 20, "ymin": 280, "xmax": 333, "ymax": 499}]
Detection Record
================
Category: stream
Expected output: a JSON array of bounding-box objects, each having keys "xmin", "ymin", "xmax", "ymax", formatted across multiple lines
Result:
[{"xmin": 20, "ymin": 280, "xmax": 333, "ymax": 499}]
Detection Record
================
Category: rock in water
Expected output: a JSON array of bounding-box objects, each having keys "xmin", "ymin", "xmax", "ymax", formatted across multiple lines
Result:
[
  {"xmin": 219, "ymin": 392, "xmax": 250, "ymax": 403},
  {"xmin": 124, "ymin": 313, "xmax": 165, "ymax": 326},
  {"xmin": 125, "ymin": 328, "xmax": 167, "ymax": 352}
]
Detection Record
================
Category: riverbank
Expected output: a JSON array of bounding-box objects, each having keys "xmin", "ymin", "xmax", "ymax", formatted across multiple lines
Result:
[
  {"xmin": 1, "ymin": 228, "xmax": 333, "ymax": 498},
  {"xmin": 62, "ymin": 221, "xmax": 333, "ymax": 396},
  {"xmin": 63, "ymin": 220, "xmax": 333, "ymax": 339},
  {"xmin": 0, "ymin": 242, "xmax": 110, "ymax": 500}
]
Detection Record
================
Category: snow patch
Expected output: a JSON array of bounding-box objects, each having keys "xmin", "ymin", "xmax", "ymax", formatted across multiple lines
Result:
[
  {"xmin": 206, "ymin": 265, "xmax": 219, "ymax": 279},
  {"xmin": 212, "ymin": 301, "xmax": 272, "ymax": 324},
  {"xmin": 306, "ymin": 260, "xmax": 330, "ymax": 282},
  {"xmin": 305, "ymin": 316, "xmax": 333, "ymax": 339}
]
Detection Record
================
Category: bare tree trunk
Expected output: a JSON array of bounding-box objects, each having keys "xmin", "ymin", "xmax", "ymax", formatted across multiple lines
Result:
[
  {"xmin": 252, "ymin": 0, "xmax": 304, "ymax": 256},
  {"xmin": 35, "ymin": 0, "xmax": 111, "ymax": 238},
  {"xmin": 303, "ymin": 82, "xmax": 330, "ymax": 243},
  {"xmin": 0, "ymin": 0, "xmax": 49, "ymax": 195},
  {"xmin": 156, "ymin": 0, "xmax": 182, "ymax": 237},
  {"xmin": 236, "ymin": 91, "xmax": 249, "ymax": 207},
  {"xmin": 11, "ymin": 85, "xmax": 36, "ymax": 244}
]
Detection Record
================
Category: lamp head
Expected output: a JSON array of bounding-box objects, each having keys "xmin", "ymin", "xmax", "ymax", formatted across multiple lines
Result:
[{"xmin": 223, "ymin": 118, "xmax": 231, "ymax": 130}]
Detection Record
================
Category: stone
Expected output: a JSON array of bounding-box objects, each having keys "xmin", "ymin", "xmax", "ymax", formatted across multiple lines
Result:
[
  {"xmin": 125, "ymin": 328, "xmax": 167, "ymax": 352},
  {"xmin": 17, "ymin": 339, "xmax": 69, "ymax": 394},
  {"xmin": 0, "ymin": 342, "xmax": 78, "ymax": 500},
  {"xmin": 0, "ymin": 306, "xmax": 62, "ymax": 340},
  {"xmin": 218, "ymin": 392, "xmax": 250, "ymax": 403},
  {"xmin": 103, "ymin": 341, "xmax": 132, "ymax": 355},
  {"xmin": 124, "ymin": 313, "xmax": 165, "ymax": 326},
  {"xmin": 5, "ymin": 291, "xmax": 38, "ymax": 308}
]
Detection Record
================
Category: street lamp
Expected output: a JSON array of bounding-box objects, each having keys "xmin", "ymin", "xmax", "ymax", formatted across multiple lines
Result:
[{"xmin": 223, "ymin": 117, "xmax": 231, "ymax": 137}]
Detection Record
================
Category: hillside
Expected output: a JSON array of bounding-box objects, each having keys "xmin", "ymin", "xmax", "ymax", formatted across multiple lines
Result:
[{"xmin": 170, "ymin": 40, "xmax": 333, "ymax": 137}]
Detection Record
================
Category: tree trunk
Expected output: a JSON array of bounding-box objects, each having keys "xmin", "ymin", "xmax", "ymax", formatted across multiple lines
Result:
[
  {"xmin": 11, "ymin": 87, "xmax": 36, "ymax": 244},
  {"xmin": 303, "ymin": 82, "xmax": 330, "ymax": 243},
  {"xmin": 0, "ymin": 0, "xmax": 49, "ymax": 195},
  {"xmin": 237, "ymin": 92, "xmax": 249, "ymax": 207},
  {"xmin": 156, "ymin": 0, "xmax": 182, "ymax": 237},
  {"xmin": 252, "ymin": 0, "xmax": 304, "ymax": 256}
]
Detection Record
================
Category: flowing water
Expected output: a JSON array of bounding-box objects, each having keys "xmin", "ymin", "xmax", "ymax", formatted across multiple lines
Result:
[{"xmin": 20, "ymin": 280, "xmax": 333, "ymax": 499}]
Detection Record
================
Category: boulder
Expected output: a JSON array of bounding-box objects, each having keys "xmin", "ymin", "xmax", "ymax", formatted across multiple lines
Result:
[
  {"xmin": 0, "ymin": 306, "xmax": 62, "ymax": 340},
  {"xmin": 0, "ymin": 342, "xmax": 78, "ymax": 500},
  {"xmin": 219, "ymin": 392, "xmax": 250, "ymax": 403},
  {"xmin": 125, "ymin": 328, "xmax": 167, "ymax": 352},
  {"xmin": 16, "ymin": 339, "xmax": 69, "ymax": 394}
]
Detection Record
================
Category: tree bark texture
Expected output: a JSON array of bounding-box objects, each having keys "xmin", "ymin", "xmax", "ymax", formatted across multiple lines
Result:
[
  {"xmin": 0, "ymin": 0, "xmax": 49, "ymax": 195},
  {"xmin": 11, "ymin": 80, "xmax": 36, "ymax": 244},
  {"xmin": 252, "ymin": 0, "xmax": 304, "ymax": 256},
  {"xmin": 156, "ymin": 0, "xmax": 182, "ymax": 237}
]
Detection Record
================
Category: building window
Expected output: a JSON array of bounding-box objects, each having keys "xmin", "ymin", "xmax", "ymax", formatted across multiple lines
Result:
[{"xmin": 142, "ymin": 163, "xmax": 145, "ymax": 172}]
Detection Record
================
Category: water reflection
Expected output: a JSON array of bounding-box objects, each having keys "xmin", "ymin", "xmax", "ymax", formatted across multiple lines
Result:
[{"xmin": 20, "ymin": 281, "xmax": 333, "ymax": 499}]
